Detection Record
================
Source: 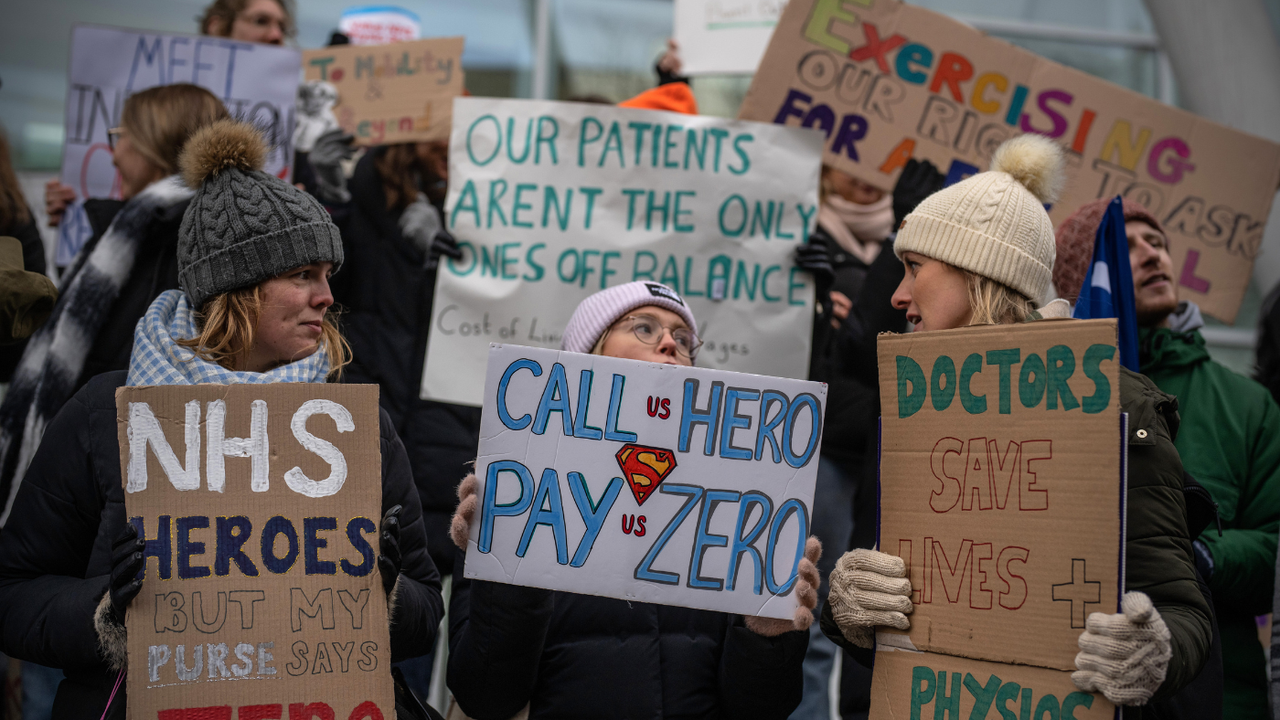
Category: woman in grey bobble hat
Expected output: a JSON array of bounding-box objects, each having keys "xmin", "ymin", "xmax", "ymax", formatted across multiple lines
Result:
[
  {"xmin": 820, "ymin": 134, "xmax": 1212, "ymax": 714},
  {"xmin": 0, "ymin": 119, "xmax": 445, "ymax": 719},
  {"xmin": 441, "ymin": 281, "xmax": 822, "ymax": 720}
]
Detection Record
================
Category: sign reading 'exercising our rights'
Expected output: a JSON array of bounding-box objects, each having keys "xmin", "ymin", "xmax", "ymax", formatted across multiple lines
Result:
[
  {"xmin": 463, "ymin": 344, "xmax": 825, "ymax": 619},
  {"xmin": 422, "ymin": 97, "xmax": 824, "ymax": 407}
]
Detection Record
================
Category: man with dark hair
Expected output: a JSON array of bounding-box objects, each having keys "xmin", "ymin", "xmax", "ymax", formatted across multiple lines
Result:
[{"xmin": 1056, "ymin": 198, "xmax": 1280, "ymax": 720}]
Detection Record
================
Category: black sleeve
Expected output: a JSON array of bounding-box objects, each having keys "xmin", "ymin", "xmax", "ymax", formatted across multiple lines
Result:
[
  {"xmin": 379, "ymin": 410, "xmax": 445, "ymax": 662},
  {"xmin": 818, "ymin": 600, "xmax": 875, "ymax": 669},
  {"xmin": 835, "ymin": 239, "xmax": 908, "ymax": 382},
  {"xmin": 446, "ymin": 547, "xmax": 555, "ymax": 720},
  {"xmin": 717, "ymin": 621, "xmax": 809, "ymax": 718},
  {"xmin": 0, "ymin": 391, "xmax": 111, "ymax": 671}
]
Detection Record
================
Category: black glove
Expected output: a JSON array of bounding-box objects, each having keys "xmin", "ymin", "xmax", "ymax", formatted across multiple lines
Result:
[
  {"xmin": 310, "ymin": 129, "xmax": 355, "ymax": 205},
  {"xmin": 427, "ymin": 226, "xmax": 464, "ymax": 270},
  {"xmin": 794, "ymin": 242, "xmax": 835, "ymax": 316},
  {"xmin": 892, "ymin": 159, "xmax": 945, "ymax": 227},
  {"xmin": 108, "ymin": 524, "xmax": 145, "ymax": 623},
  {"xmin": 378, "ymin": 504, "xmax": 403, "ymax": 596}
]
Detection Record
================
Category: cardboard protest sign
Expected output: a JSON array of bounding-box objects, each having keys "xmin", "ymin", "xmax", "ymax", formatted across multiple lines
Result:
[
  {"xmin": 117, "ymin": 384, "xmax": 392, "ymax": 719},
  {"xmin": 674, "ymin": 0, "xmax": 789, "ymax": 75},
  {"xmin": 872, "ymin": 320, "xmax": 1123, "ymax": 718},
  {"xmin": 58, "ymin": 24, "xmax": 300, "ymax": 266},
  {"xmin": 422, "ymin": 97, "xmax": 824, "ymax": 407},
  {"xmin": 739, "ymin": 0, "xmax": 1280, "ymax": 322},
  {"xmin": 464, "ymin": 344, "xmax": 824, "ymax": 619},
  {"xmin": 302, "ymin": 37, "xmax": 464, "ymax": 146}
]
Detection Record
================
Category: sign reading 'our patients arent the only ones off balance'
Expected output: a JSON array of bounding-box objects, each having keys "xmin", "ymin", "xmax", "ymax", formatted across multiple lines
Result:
[
  {"xmin": 421, "ymin": 98, "xmax": 824, "ymax": 407},
  {"xmin": 739, "ymin": 0, "xmax": 1280, "ymax": 322},
  {"xmin": 117, "ymin": 385, "xmax": 392, "ymax": 720},
  {"xmin": 871, "ymin": 320, "xmax": 1123, "ymax": 719},
  {"xmin": 464, "ymin": 344, "xmax": 825, "ymax": 619}
]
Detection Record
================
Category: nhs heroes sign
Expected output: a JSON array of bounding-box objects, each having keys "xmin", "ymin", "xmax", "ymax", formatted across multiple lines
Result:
[{"xmin": 463, "ymin": 344, "xmax": 826, "ymax": 619}]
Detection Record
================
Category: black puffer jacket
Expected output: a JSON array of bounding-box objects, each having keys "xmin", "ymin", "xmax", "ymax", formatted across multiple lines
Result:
[
  {"xmin": 821, "ymin": 368, "xmax": 1213, "ymax": 713},
  {"xmin": 334, "ymin": 150, "xmax": 480, "ymax": 575},
  {"xmin": 0, "ymin": 371, "xmax": 444, "ymax": 719},
  {"xmin": 448, "ymin": 548, "xmax": 808, "ymax": 720}
]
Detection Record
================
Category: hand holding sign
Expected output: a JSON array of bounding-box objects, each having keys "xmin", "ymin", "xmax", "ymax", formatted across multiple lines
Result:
[
  {"xmin": 827, "ymin": 548, "xmax": 914, "ymax": 648},
  {"xmin": 743, "ymin": 537, "xmax": 823, "ymax": 637},
  {"xmin": 1072, "ymin": 591, "xmax": 1173, "ymax": 705}
]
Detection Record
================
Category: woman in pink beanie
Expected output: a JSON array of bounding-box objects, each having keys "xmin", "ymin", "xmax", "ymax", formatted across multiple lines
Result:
[{"xmin": 441, "ymin": 281, "xmax": 821, "ymax": 719}]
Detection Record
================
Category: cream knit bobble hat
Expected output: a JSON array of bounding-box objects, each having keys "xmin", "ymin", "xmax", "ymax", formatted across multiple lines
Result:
[{"xmin": 894, "ymin": 134, "xmax": 1066, "ymax": 303}]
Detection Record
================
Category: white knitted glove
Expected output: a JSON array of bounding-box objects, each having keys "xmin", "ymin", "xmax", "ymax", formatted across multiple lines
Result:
[
  {"xmin": 1071, "ymin": 591, "xmax": 1172, "ymax": 705},
  {"xmin": 827, "ymin": 549, "xmax": 913, "ymax": 648}
]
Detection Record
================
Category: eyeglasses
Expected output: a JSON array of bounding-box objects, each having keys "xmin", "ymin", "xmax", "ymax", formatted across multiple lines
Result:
[
  {"xmin": 612, "ymin": 314, "xmax": 701, "ymax": 359},
  {"xmin": 237, "ymin": 12, "xmax": 291, "ymax": 36},
  {"xmin": 107, "ymin": 127, "xmax": 124, "ymax": 150}
]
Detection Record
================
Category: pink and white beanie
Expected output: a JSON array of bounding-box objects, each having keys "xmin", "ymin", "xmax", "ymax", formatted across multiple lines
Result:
[{"xmin": 560, "ymin": 281, "xmax": 698, "ymax": 354}]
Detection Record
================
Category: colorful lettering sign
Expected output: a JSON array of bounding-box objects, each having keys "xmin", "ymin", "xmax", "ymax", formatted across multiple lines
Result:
[
  {"xmin": 872, "ymin": 319, "xmax": 1122, "ymax": 716},
  {"xmin": 422, "ymin": 97, "xmax": 824, "ymax": 407},
  {"xmin": 58, "ymin": 24, "xmax": 300, "ymax": 265},
  {"xmin": 302, "ymin": 37, "xmax": 464, "ymax": 146},
  {"xmin": 463, "ymin": 344, "xmax": 824, "ymax": 618},
  {"xmin": 117, "ymin": 385, "xmax": 392, "ymax": 719},
  {"xmin": 740, "ymin": 0, "xmax": 1280, "ymax": 322}
]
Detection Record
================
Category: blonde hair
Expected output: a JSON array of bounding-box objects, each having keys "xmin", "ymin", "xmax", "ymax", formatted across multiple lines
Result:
[
  {"xmin": 177, "ymin": 285, "xmax": 350, "ymax": 379},
  {"xmin": 963, "ymin": 271, "xmax": 1036, "ymax": 326},
  {"xmin": 121, "ymin": 84, "xmax": 229, "ymax": 176}
]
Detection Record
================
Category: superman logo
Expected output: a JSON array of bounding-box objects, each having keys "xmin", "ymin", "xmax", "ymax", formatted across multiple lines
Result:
[{"xmin": 615, "ymin": 443, "xmax": 677, "ymax": 506}]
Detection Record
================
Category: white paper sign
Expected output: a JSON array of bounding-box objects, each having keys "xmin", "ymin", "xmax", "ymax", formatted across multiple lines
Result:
[
  {"xmin": 423, "ymin": 97, "xmax": 823, "ymax": 407},
  {"xmin": 674, "ymin": 0, "xmax": 789, "ymax": 75},
  {"xmin": 57, "ymin": 25, "xmax": 301, "ymax": 265},
  {"xmin": 465, "ymin": 344, "xmax": 824, "ymax": 618}
]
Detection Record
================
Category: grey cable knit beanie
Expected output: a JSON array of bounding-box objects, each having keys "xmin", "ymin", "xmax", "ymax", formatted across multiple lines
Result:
[{"xmin": 177, "ymin": 119, "xmax": 343, "ymax": 308}]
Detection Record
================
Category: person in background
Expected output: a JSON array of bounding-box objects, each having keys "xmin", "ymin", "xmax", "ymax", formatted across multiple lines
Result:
[
  {"xmin": 0, "ymin": 82, "xmax": 228, "ymax": 524},
  {"xmin": 445, "ymin": 281, "xmax": 820, "ymax": 720},
  {"xmin": 198, "ymin": 0, "xmax": 291, "ymax": 45},
  {"xmin": 788, "ymin": 163, "xmax": 923, "ymax": 720},
  {"xmin": 331, "ymin": 137, "xmax": 467, "ymax": 699},
  {"xmin": 824, "ymin": 135, "xmax": 1212, "ymax": 716},
  {"xmin": 1055, "ymin": 198, "xmax": 1280, "ymax": 720},
  {"xmin": 0, "ymin": 124, "xmax": 48, "ymax": 384},
  {"xmin": 0, "ymin": 119, "xmax": 443, "ymax": 720}
]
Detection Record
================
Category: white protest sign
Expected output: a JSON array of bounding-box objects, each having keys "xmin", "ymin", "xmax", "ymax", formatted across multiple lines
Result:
[
  {"xmin": 674, "ymin": 0, "xmax": 789, "ymax": 75},
  {"xmin": 464, "ymin": 344, "xmax": 824, "ymax": 618},
  {"xmin": 57, "ymin": 25, "xmax": 301, "ymax": 265},
  {"xmin": 339, "ymin": 6, "xmax": 421, "ymax": 45},
  {"xmin": 422, "ymin": 97, "xmax": 823, "ymax": 407}
]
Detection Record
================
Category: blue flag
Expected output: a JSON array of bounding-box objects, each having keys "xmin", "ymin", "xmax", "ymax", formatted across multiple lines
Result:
[{"xmin": 1072, "ymin": 196, "xmax": 1139, "ymax": 371}]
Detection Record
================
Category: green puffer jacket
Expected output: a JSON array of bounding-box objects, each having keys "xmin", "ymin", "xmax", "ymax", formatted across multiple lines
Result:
[
  {"xmin": 1140, "ymin": 320, "xmax": 1280, "ymax": 719},
  {"xmin": 822, "ymin": 367, "xmax": 1213, "ymax": 711}
]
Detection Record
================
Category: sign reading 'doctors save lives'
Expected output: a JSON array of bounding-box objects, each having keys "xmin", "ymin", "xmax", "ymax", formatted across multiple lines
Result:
[
  {"xmin": 302, "ymin": 37, "xmax": 464, "ymax": 146},
  {"xmin": 58, "ymin": 24, "xmax": 300, "ymax": 266},
  {"xmin": 464, "ymin": 344, "xmax": 824, "ymax": 619},
  {"xmin": 871, "ymin": 320, "xmax": 1124, "ymax": 719},
  {"xmin": 422, "ymin": 98, "xmax": 824, "ymax": 407},
  {"xmin": 739, "ymin": 0, "xmax": 1280, "ymax": 322},
  {"xmin": 116, "ymin": 385, "xmax": 392, "ymax": 720}
]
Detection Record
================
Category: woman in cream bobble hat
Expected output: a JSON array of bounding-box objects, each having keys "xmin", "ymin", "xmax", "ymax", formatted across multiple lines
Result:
[{"xmin": 821, "ymin": 135, "xmax": 1212, "ymax": 711}]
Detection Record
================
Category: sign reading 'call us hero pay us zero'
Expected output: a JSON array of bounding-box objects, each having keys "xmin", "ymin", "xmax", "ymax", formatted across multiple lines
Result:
[
  {"xmin": 739, "ymin": 0, "xmax": 1280, "ymax": 323},
  {"xmin": 422, "ymin": 97, "xmax": 824, "ymax": 407},
  {"xmin": 872, "ymin": 320, "xmax": 1124, "ymax": 719},
  {"xmin": 117, "ymin": 384, "xmax": 392, "ymax": 720},
  {"xmin": 464, "ymin": 344, "xmax": 825, "ymax": 619}
]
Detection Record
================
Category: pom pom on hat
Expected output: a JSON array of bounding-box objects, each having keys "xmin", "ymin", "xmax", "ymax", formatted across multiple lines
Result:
[
  {"xmin": 989, "ymin": 133, "xmax": 1066, "ymax": 205},
  {"xmin": 179, "ymin": 119, "xmax": 267, "ymax": 189}
]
